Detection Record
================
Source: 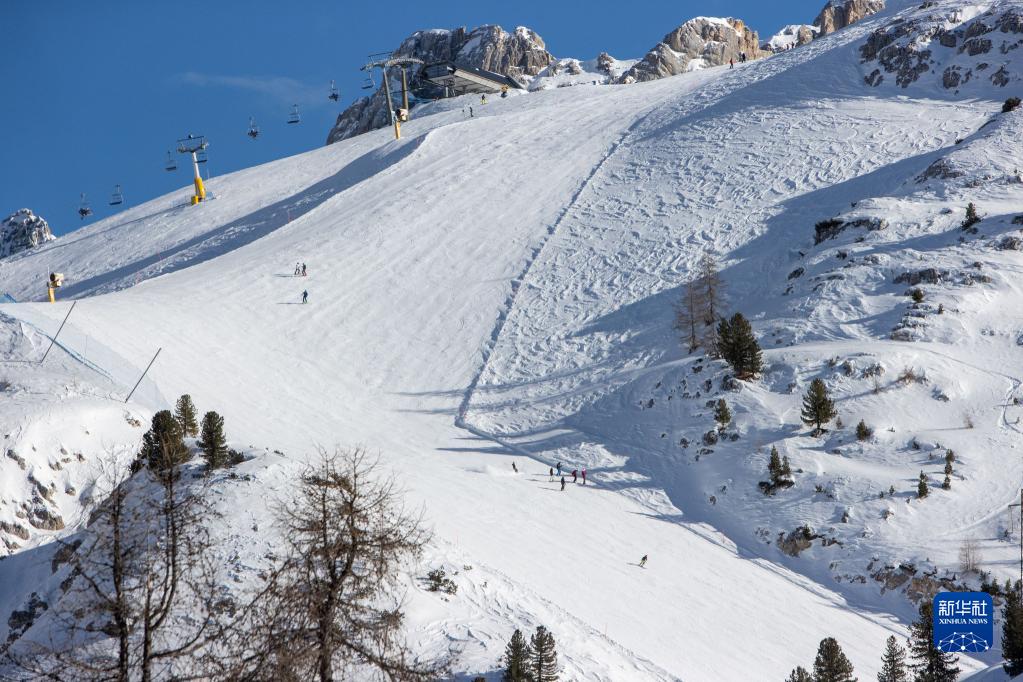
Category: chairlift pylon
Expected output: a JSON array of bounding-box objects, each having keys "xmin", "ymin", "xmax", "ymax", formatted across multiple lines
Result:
[
  {"xmin": 165, "ymin": 150, "xmax": 177, "ymax": 172},
  {"xmin": 329, "ymin": 79, "xmax": 339, "ymax": 101},
  {"xmin": 109, "ymin": 184, "xmax": 124, "ymax": 206},
  {"xmin": 78, "ymin": 193, "xmax": 92, "ymax": 220},
  {"xmin": 288, "ymin": 104, "xmax": 301, "ymax": 124},
  {"xmin": 247, "ymin": 116, "xmax": 260, "ymax": 139}
]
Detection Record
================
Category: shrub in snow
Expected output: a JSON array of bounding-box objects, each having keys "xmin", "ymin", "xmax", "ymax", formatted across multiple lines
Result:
[
  {"xmin": 917, "ymin": 471, "xmax": 929, "ymax": 499},
  {"xmin": 855, "ymin": 420, "xmax": 873, "ymax": 441},
  {"xmin": 760, "ymin": 446, "xmax": 794, "ymax": 495},
  {"xmin": 1003, "ymin": 96, "xmax": 1021, "ymax": 113},
  {"xmin": 426, "ymin": 568, "xmax": 457, "ymax": 595},
  {"xmin": 910, "ymin": 288, "xmax": 924, "ymax": 304},
  {"xmin": 713, "ymin": 399, "xmax": 731, "ymax": 430}
]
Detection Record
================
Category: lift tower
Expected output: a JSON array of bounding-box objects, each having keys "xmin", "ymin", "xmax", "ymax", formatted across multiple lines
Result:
[
  {"xmin": 360, "ymin": 56, "xmax": 424, "ymax": 140},
  {"xmin": 176, "ymin": 135, "xmax": 209, "ymax": 205}
]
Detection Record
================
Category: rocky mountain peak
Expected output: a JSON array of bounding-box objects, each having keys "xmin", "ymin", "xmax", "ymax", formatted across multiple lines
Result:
[
  {"xmin": 814, "ymin": 0, "xmax": 886, "ymax": 37},
  {"xmin": 0, "ymin": 209, "xmax": 55, "ymax": 259},
  {"xmin": 617, "ymin": 17, "xmax": 768, "ymax": 84}
]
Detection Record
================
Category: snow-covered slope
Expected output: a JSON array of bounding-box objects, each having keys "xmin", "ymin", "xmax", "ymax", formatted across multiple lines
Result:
[{"xmin": 3, "ymin": 0, "xmax": 1023, "ymax": 678}]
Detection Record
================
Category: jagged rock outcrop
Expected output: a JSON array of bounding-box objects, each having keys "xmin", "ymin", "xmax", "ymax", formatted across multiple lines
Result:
[
  {"xmin": 861, "ymin": 4, "xmax": 1023, "ymax": 89},
  {"xmin": 619, "ymin": 17, "xmax": 767, "ymax": 83},
  {"xmin": 326, "ymin": 25, "xmax": 553, "ymax": 144},
  {"xmin": 814, "ymin": 0, "xmax": 885, "ymax": 37},
  {"xmin": 0, "ymin": 209, "xmax": 55, "ymax": 258}
]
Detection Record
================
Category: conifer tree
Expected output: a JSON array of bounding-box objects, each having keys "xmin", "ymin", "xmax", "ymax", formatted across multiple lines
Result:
[
  {"xmin": 908, "ymin": 601, "xmax": 959, "ymax": 682},
  {"xmin": 717, "ymin": 313, "xmax": 762, "ymax": 379},
  {"xmin": 918, "ymin": 472, "xmax": 929, "ymax": 499},
  {"xmin": 503, "ymin": 629, "xmax": 529, "ymax": 682},
  {"xmin": 174, "ymin": 394, "xmax": 199, "ymax": 437},
  {"xmin": 942, "ymin": 475, "xmax": 951, "ymax": 490},
  {"xmin": 528, "ymin": 625, "xmax": 559, "ymax": 682},
  {"xmin": 141, "ymin": 410, "xmax": 189, "ymax": 474},
  {"xmin": 714, "ymin": 399, "xmax": 732, "ymax": 430},
  {"xmin": 962, "ymin": 203, "xmax": 980, "ymax": 230},
  {"xmin": 1003, "ymin": 580, "xmax": 1023, "ymax": 676},
  {"xmin": 786, "ymin": 666, "xmax": 813, "ymax": 682},
  {"xmin": 943, "ymin": 462, "xmax": 953, "ymax": 476},
  {"xmin": 812, "ymin": 636, "xmax": 856, "ymax": 682},
  {"xmin": 198, "ymin": 411, "xmax": 229, "ymax": 469},
  {"xmin": 877, "ymin": 634, "xmax": 908, "ymax": 682},
  {"xmin": 801, "ymin": 378, "xmax": 837, "ymax": 435},
  {"xmin": 780, "ymin": 455, "xmax": 793, "ymax": 481},
  {"xmin": 768, "ymin": 446, "xmax": 782, "ymax": 482}
]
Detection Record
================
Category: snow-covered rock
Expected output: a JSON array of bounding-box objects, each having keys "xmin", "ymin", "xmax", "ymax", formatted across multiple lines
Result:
[
  {"xmin": 815, "ymin": 0, "xmax": 886, "ymax": 37},
  {"xmin": 326, "ymin": 25, "xmax": 553, "ymax": 144},
  {"xmin": 528, "ymin": 53, "xmax": 636, "ymax": 90},
  {"xmin": 0, "ymin": 209, "xmax": 55, "ymax": 259},
  {"xmin": 618, "ymin": 16, "xmax": 767, "ymax": 83},
  {"xmin": 765, "ymin": 24, "xmax": 819, "ymax": 52}
]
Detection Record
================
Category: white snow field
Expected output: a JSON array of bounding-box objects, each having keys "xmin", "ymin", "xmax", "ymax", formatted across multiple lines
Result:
[{"xmin": 4, "ymin": 0, "xmax": 1023, "ymax": 677}]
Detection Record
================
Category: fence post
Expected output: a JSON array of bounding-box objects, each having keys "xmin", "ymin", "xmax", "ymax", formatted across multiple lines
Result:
[{"xmin": 125, "ymin": 348, "xmax": 162, "ymax": 404}]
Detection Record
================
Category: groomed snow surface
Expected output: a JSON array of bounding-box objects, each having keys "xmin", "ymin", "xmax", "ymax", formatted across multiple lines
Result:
[{"xmin": 3, "ymin": 0, "xmax": 1023, "ymax": 678}]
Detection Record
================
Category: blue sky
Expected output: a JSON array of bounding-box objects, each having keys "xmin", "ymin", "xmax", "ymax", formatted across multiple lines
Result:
[{"xmin": 1, "ymin": 0, "xmax": 822, "ymax": 235}]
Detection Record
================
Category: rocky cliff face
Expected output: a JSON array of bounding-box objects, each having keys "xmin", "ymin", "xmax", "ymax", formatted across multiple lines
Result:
[
  {"xmin": 326, "ymin": 25, "xmax": 553, "ymax": 144},
  {"xmin": 0, "ymin": 210, "xmax": 55, "ymax": 259},
  {"xmin": 860, "ymin": 3, "xmax": 1023, "ymax": 90},
  {"xmin": 764, "ymin": 24, "xmax": 818, "ymax": 52},
  {"xmin": 814, "ymin": 0, "xmax": 885, "ymax": 37},
  {"xmin": 618, "ymin": 17, "xmax": 768, "ymax": 84}
]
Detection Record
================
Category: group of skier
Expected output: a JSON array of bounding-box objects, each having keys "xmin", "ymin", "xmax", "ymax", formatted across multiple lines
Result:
[{"xmin": 728, "ymin": 51, "xmax": 750, "ymax": 70}]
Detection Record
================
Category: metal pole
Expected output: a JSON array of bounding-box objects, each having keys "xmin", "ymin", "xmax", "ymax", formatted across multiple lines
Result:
[
  {"xmin": 401, "ymin": 67, "xmax": 410, "ymax": 113},
  {"xmin": 39, "ymin": 299, "xmax": 77, "ymax": 364},
  {"xmin": 124, "ymin": 347, "xmax": 161, "ymax": 404},
  {"xmin": 381, "ymin": 66, "xmax": 399, "ymax": 140}
]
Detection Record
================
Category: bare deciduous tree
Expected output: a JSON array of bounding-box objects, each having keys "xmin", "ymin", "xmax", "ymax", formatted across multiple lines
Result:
[
  {"xmin": 674, "ymin": 253, "xmax": 726, "ymax": 355},
  {"xmin": 6, "ymin": 442, "xmax": 222, "ymax": 681},
  {"xmin": 959, "ymin": 537, "xmax": 982, "ymax": 574},
  {"xmin": 225, "ymin": 448, "xmax": 446, "ymax": 681}
]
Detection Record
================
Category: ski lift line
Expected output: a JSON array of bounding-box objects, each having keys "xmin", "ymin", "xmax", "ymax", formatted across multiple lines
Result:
[
  {"xmin": 288, "ymin": 104, "xmax": 301, "ymax": 124},
  {"xmin": 109, "ymin": 184, "xmax": 124, "ymax": 206}
]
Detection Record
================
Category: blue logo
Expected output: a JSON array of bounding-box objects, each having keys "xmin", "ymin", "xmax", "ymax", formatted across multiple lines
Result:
[{"xmin": 933, "ymin": 592, "xmax": 993, "ymax": 653}]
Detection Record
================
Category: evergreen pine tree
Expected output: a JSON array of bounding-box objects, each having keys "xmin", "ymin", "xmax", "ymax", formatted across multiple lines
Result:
[
  {"xmin": 780, "ymin": 455, "xmax": 793, "ymax": 481},
  {"xmin": 173, "ymin": 394, "xmax": 199, "ymax": 437},
  {"xmin": 943, "ymin": 462, "xmax": 953, "ymax": 476},
  {"xmin": 812, "ymin": 636, "xmax": 856, "ymax": 682},
  {"xmin": 942, "ymin": 475, "xmax": 951, "ymax": 490},
  {"xmin": 962, "ymin": 203, "xmax": 981, "ymax": 230},
  {"xmin": 714, "ymin": 399, "xmax": 732, "ymax": 430},
  {"xmin": 877, "ymin": 634, "xmax": 908, "ymax": 682},
  {"xmin": 1003, "ymin": 580, "xmax": 1023, "ymax": 676},
  {"xmin": 141, "ymin": 410, "xmax": 189, "ymax": 473},
  {"xmin": 768, "ymin": 446, "xmax": 781, "ymax": 479},
  {"xmin": 502, "ymin": 628, "xmax": 530, "ymax": 682},
  {"xmin": 198, "ymin": 411, "xmax": 229, "ymax": 469},
  {"xmin": 800, "ymin": 378, "xmax": 837, "ymax": 435},
  {"xmin": 918, "ymin": 471, "xmax": 929, "ymax": 499},
  {"xmin": 528, "ymin": 625, "xmax": 559, "ymax": 682},
  {"xmin": 908, "ymin": 601, "xmax": 959, "ymax": 682},
  {"xmin": 786, "ymin": 666, "xmax": 813, "ymax": 682},
  {"xmin": 717, "ymin": 312, "xmax": 762, "ymax": 379}
]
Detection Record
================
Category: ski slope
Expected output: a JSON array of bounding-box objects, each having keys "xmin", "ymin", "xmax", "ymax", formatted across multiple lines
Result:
[{"xmin": 3, "ymin": 0, "xmax": 1020, "ymax": 677}]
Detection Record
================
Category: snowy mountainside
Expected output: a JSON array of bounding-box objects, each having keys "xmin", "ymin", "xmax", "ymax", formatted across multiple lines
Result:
[{"xmin": 0, "ymin": 0, "xmax": 1021, "ymax": 678}]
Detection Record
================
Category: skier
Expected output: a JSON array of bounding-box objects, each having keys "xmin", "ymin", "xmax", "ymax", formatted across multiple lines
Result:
[
  {"xmin": 729, "ymin": 58, "xmax": 734, "ymax": 70},
  {"xmin": 469, "ymin": 106, "xmax": 474, "ymax": 118},
  {"xmin": 560, "ymin": 476, "xmax": 566, "ymax": 491},
  {"xmin": 512, "ymin": 462, "xmax": 518, "ymax": 473},
  {"xmin": 301, "ymin": 263, "xmax": 307, "ymax": 276},
  {"xmin": 639, "ymin": 554, "xmax": 648, "ymax": 568},
  {"xmin": 582, "ymin": 468, "xmax": 587, "ymax": 485},
  {"xmin": 556, "ymin": 462, "xmax": 562, "ymax": 476},
  {"xmin": 294, "ymin": 262, "xmax": 301, "ymax": 276},
  {"xmin": 301, "ymin": 290, "xmax": 308, "ymax": 304},
  {"xmin": 740, "ymin": 51, "xmax": 747, "ymax": 63},
  {"xmin": 481, "ymin": 94, "xmax": 487, "ymax": 105},
  {"xmin": 549, "ymin": 467, "xmax": 554, "ymax": 481},
  {"xmin": 572, "ymin": 469, "xmax": 578, "ymax": 484}
]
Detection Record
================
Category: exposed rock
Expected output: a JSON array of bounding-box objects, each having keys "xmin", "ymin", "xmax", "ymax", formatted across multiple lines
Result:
[
  {"xmin": 917, "ymin": 157, "xmax": 963, "ymax": 181},
  {"xmin": 894, "ymin": 268, "xmax": 948, "ymax": 285},
  {"xmin": 29, "ymin": 506, "xmax": 64, "ymax": 531},
  {"xmin": 814, "ymin": 0, "xmax": 885, "ymax": 37},
  {"xmin": 0, "ymin": 521, "xmax": 30, "ymax": 541},
  {"xmin": 777, "ymin": 525, "xmax": 822, "ymax": 557},
  {"xmin": 618, "ymin": 17, "xmax": 767, "ymax": 84},
  {"xmin": 702, "ymin": 429, "xmax": 719, "ymax": 446},
  {"xmin": 326, "ymin": 25, "xmax": 553, "ymax": 144},
  {"xmin": 999, "ymin": 236, "xmax": 1023, "ymax": 250},
  {"xmin": 815, "ymin": 216, "xmax": 888, "ymax": 244},
  {"xmin": 0, "ymin": 209, "xmax": 55, "ymax": 259},
  {"xmin": 6, "ymin": 593, "xmax": 47, "ymax": 644},
  {"xmin": 992, "ymin": 65, "xmax": 1011, "ymax": 86},
  {"xmin": 51, "ymin": 539, "xmax": 81, "ymax": 574}
]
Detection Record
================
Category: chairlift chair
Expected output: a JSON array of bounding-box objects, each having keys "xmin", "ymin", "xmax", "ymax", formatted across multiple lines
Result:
[
  {"xmin": 78, "ymin": 193, "xmax": 92, "ymax": 220},
  {"xmin": 361, "ymin": 74, "xmax": 375, "ymax": 90},
  {"xmin": 195, "ymin": 149, "xmax": 208, "ymax": 164},
  {"xmin": 247, "ymin": 117, "xmax": 260, "ymax": 139},
  {"xmin": 288, "ymin": 104, "xmax": 301, "ymax": 124},
  {"xmin": 329, "ymin": 80, "xmax": 339, "ymax": 101},
  {"xmin": 109, "ymin": 184, "xmax": 124, "ymax": 206},
  {"xmin": 165, "ymin": 150, "xmax": 177, "ymax": 172}
]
